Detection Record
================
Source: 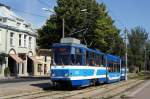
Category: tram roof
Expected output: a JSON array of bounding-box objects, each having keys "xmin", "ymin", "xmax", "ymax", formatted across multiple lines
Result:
[
  {"xmin": 53, "ymin": 43, "xmax": 104, "ymax": 55},
  {"xmin": 53, "ymin": 43, "xmax": 87, "ymax": 48},
  {"xmin": 106, "ymin": 54, "xmax": 121, "ymax": 62}
]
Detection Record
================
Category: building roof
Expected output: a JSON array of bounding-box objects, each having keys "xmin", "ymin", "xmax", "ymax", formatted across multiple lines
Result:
[
  {"xmin": 0, "ymin": 3, "xmax": 37, "ymax": 36},
  {"xmin": 0, "ymin": 3, "xmax": 10, "ymax": 9},
  {"xmin": 0, "ymin": 4, "xmax": 21, "ymax": 21},
  {"xmin": 0, "ymin": 23, "xmax": 37, "ymax": 36}
]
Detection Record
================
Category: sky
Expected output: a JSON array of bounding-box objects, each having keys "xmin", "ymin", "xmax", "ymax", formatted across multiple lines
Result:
[{"xmin": 0, "ymin": 0, "xmax": 150, "ymax": 35}]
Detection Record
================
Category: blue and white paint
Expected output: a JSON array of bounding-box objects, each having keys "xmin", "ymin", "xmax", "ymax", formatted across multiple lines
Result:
[{"xmin": 51, "ymin": 65, "xmax": 122, "ymax": 87}]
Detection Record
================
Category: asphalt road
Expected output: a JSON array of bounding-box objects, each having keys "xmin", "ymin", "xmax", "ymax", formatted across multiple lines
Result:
[
  {"xmin": 0, "ymin": 79, "xmax": 51, "ymax": 97},
  {"xmin": 127, "ymin": 80, "xmax": 150, "ymax": 99}
]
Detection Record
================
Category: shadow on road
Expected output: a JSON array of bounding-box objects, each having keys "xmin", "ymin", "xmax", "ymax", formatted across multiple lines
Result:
[{"xmin": 30, "ymin": 82, "xmax": 92, "ymax": 91}]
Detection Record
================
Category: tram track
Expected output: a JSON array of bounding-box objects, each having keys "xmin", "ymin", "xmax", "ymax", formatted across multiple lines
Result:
[
  {"xmin": 34, "ymin": 79, "xmax": 142, "ymax": 99},
  {"xmin": 0, "ymin": 90, "xmax": 64, "ymax": 99},
  {"xmin": 51, "ymin": 79, "xmax": 143, "ymax": 99},
  {"xmin": 0, "ymin": 79, "xmax": 143, "ymax": 99},
  {"xmin": 91, "ymin": 80, "xmax": 144, "ymax": 99}
]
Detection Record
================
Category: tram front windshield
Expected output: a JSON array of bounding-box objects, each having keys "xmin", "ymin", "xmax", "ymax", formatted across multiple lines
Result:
[
  {"xmin": 53, "ymin": 47, "xmax": 82, "ymax": 65},
  {"xmin": 53, "ymin": 47, "xmax": 71, "ymax": 65}
]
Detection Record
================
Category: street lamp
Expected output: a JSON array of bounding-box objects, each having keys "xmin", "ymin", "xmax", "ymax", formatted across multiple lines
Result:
[
  {"xmin": 42, "ymin": 8, "xmax": 55, "ymax": 13},
  {"xmin": 81, "ymin": 9, "xmax": 87, "ymax": 12},
  {"xmin": 42, "ymin": 8, "xmax": 65, "ymax": 38}
]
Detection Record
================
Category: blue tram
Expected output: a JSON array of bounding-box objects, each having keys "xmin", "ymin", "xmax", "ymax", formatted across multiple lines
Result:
[{"xmin": 50, "ymin": 38, "xmax": 127, "ymax": 88}]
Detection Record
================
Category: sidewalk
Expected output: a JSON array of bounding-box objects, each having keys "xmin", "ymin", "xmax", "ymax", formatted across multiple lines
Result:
[{"xmin": 0, "ymin": 76, "xmax": 50, "ymax": 84}]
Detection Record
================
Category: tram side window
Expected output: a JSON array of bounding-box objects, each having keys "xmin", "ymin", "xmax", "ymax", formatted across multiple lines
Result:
[
  {"xmin": 116, "ymin": 63, "xmax": 120, "ymax": 72},
  {"xmin": 108, "ymin": 61, "xmax": 120, "ymax": 72},
  {"xmin": 89, "ymin": 52, "xmax": 96, "ymax": 66},
  {"xmin": 95, "ymin": 54, "xmax": 99, "ymax": 66},
  {"xmin": 99, "ymin": 55, "xmax": 104, "ymax": 66},
  {"xmin": 108, "ymin": 62, "xmax": 113, "ymax": 72},
  {"xmin": 76, "ymin": 48, "xmax": 82, "ymax": 65},
  {"xmin": 96, "ymin": 54, "xmax": 103, "ymax": 67},
  {"xmin": 113, "ymin": 63, "xmax": 120, "ymax": 72},
  {"xmin": 86, "ymin": 51, "xmax": 89, "ymax": 65},
  {"xmin": 70, "ymin": 48, "xmax": 82, "ymax": 65},
  {"xmin": 101, "ymin": 55, "xmax": 105, "ymax": 66}
]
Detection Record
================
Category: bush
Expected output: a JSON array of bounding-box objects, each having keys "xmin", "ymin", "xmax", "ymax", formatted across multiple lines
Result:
[{"xmin": 4, "ymin": 67, "xmax": 10, "ymax": 77}]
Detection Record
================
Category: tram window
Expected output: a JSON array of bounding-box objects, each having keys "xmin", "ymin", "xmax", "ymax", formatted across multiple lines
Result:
[
  {"xmin": 100, "ymin": 55, "xmax": 104, "ymax": 66},
  {"xmin": 107, "ymin": 61, "xmax": 120, "ymax": 72},
  {"xmin": 71, "ymin": 54, "xmax": 76, "ymax": 64},
  {"xmin": 89, "ymin": 52, "xmax": 96, "ymax": 66},
  {"xmin": 117, "ymin": 64, "xmax": 120, "ymax": 72},
  {"xmin": 76, "ymin": 54, "xmax": 82, "ymax": 65},
  {"xmin": 86, "ymin": 51, "xmax": 89, "ymax": 65},
  {"xmin": 75, "ymin": 48, "xmax": 82, "ymax": 65},
  {"xmin": 108, "ymin": 62, "xmax": 113, "ymax": 72},
  {"xmin": 96, "ymin": 54, "xmax": 101, "ymax": 66},
  {"xmin": 53, "ymin": 47, "xmax": 71, "ymax": 65},
  {"xmin": 75, "ymin": 48, "xmax": 81, "ymax": 53},
  {"xmin": 112, "ymin": 63, "xmax": 120, "ymax": 72}
]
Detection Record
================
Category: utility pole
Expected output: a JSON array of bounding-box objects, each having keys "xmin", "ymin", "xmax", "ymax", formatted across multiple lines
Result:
[
  {"xmin": 62, "ymin": 18, "xmax": 65, "ymax": 38},
  {"xmin": 144, "ymin": 44, "xmax": 147, "ymax": 71},
  {"xmin": 125, "ymin": 28, "xmax": 128, "ymax": 81}
]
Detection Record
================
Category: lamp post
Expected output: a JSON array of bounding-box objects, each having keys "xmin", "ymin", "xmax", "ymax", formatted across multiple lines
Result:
[
  {"xmin": 125, "ymin": 28, "xmax": 128, "ymax": 81},
  {"xmin": 42, "ymin": 8, "xmax": 65, "ymax": 38}
]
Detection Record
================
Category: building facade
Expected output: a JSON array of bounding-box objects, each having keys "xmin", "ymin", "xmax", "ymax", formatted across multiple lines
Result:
[
  {"xmin": 33, "ymin": 49, "xmax": 51, "ymax": 76},
  {"xmin": 0, "ymin": 3, "xmax": 37, "ymax": 77}
]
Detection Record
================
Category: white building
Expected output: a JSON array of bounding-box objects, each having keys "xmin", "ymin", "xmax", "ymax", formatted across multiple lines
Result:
[{"xmin": 0, "ymin": 3, "xmax": 37, "ymax": 77}]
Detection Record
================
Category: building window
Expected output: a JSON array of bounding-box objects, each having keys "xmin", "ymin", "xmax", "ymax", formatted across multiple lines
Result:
[
  {"xmin": 10, "ymin": 32, "xmax": 14, "ymax": 46},
  {"xmin": 24, "ymin": 35, "xmax": 27, "ymax": 47},
  {"xmin": 29, "ymin": 37, "xmax": 32, "ymax": 48},
  {"xmin": 0, "ymin": 18, "xmax": 2, "ymax": 22},
  {"xmin": 19, "ymin": 34, "xmax": 22, "ymax": 47},
  {"xmin": 17, "ymin": 22, "xmax": 21, "ymax": 26},
  {"xmin": 2, "ymin": 18, "xmax": 7, "ymax": 23},
  {"xmin": 38, "ymin": 64, "xmax": 42, "ymax": 72},
  {"xmin": 44, "ymin": 56, "xmax": 47, "ymax": 62}
]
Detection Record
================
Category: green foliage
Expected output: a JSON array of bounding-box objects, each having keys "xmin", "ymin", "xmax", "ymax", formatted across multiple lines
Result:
[
  {"xmin": 128, "ymin": 26, "xmax": 148, "ymax": 72},
  {"xmin": 37, "ymin": 0, "xmax": 125, "ymax": 56},
  {"xmin": 93, "ymin": 3, "xmax": 125, "ymax": 56},
  {"xmin": 37, "ymin": 15, "xmax": 61, "ymax": 48}
]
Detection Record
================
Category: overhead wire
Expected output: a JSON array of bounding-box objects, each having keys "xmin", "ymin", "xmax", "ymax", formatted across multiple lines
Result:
[
  {"xmin": 37, "ymin": 0, "xmax": 51, "ymax": 8},
  {"xmin": 12, "ymin": 8, "xmax": 48, "ymax": 18}
]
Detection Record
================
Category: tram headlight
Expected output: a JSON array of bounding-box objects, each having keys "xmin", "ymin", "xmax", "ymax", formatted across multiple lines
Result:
[{"xmin": 51, "ymin": 73, "xmax": 55, "ymax": 77}]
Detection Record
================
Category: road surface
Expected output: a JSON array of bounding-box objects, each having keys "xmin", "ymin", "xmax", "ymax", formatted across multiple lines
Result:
[
  {"xmin": 126, "ymin": 80, "xmax": 150, "ymax": 99},
  {"xmin": 0, "ymin": 77, "xmax": 51, "ymax": 97}
]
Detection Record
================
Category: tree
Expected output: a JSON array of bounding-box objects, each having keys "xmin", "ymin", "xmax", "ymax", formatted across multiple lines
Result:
[
  {"xmin": 37, "ymin": 15, "xmax": 62, "ymax": 48},
  {"xmin": 92, "ymin": 3, "xmax": 125, "ymax": 56},
  {"xmin": 37, "ymin": 0, "xmax": 125, "ymax": 56},
  {"xmin": 128, "ymin": 26, "xmax": 148, "ymax": 72}
]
